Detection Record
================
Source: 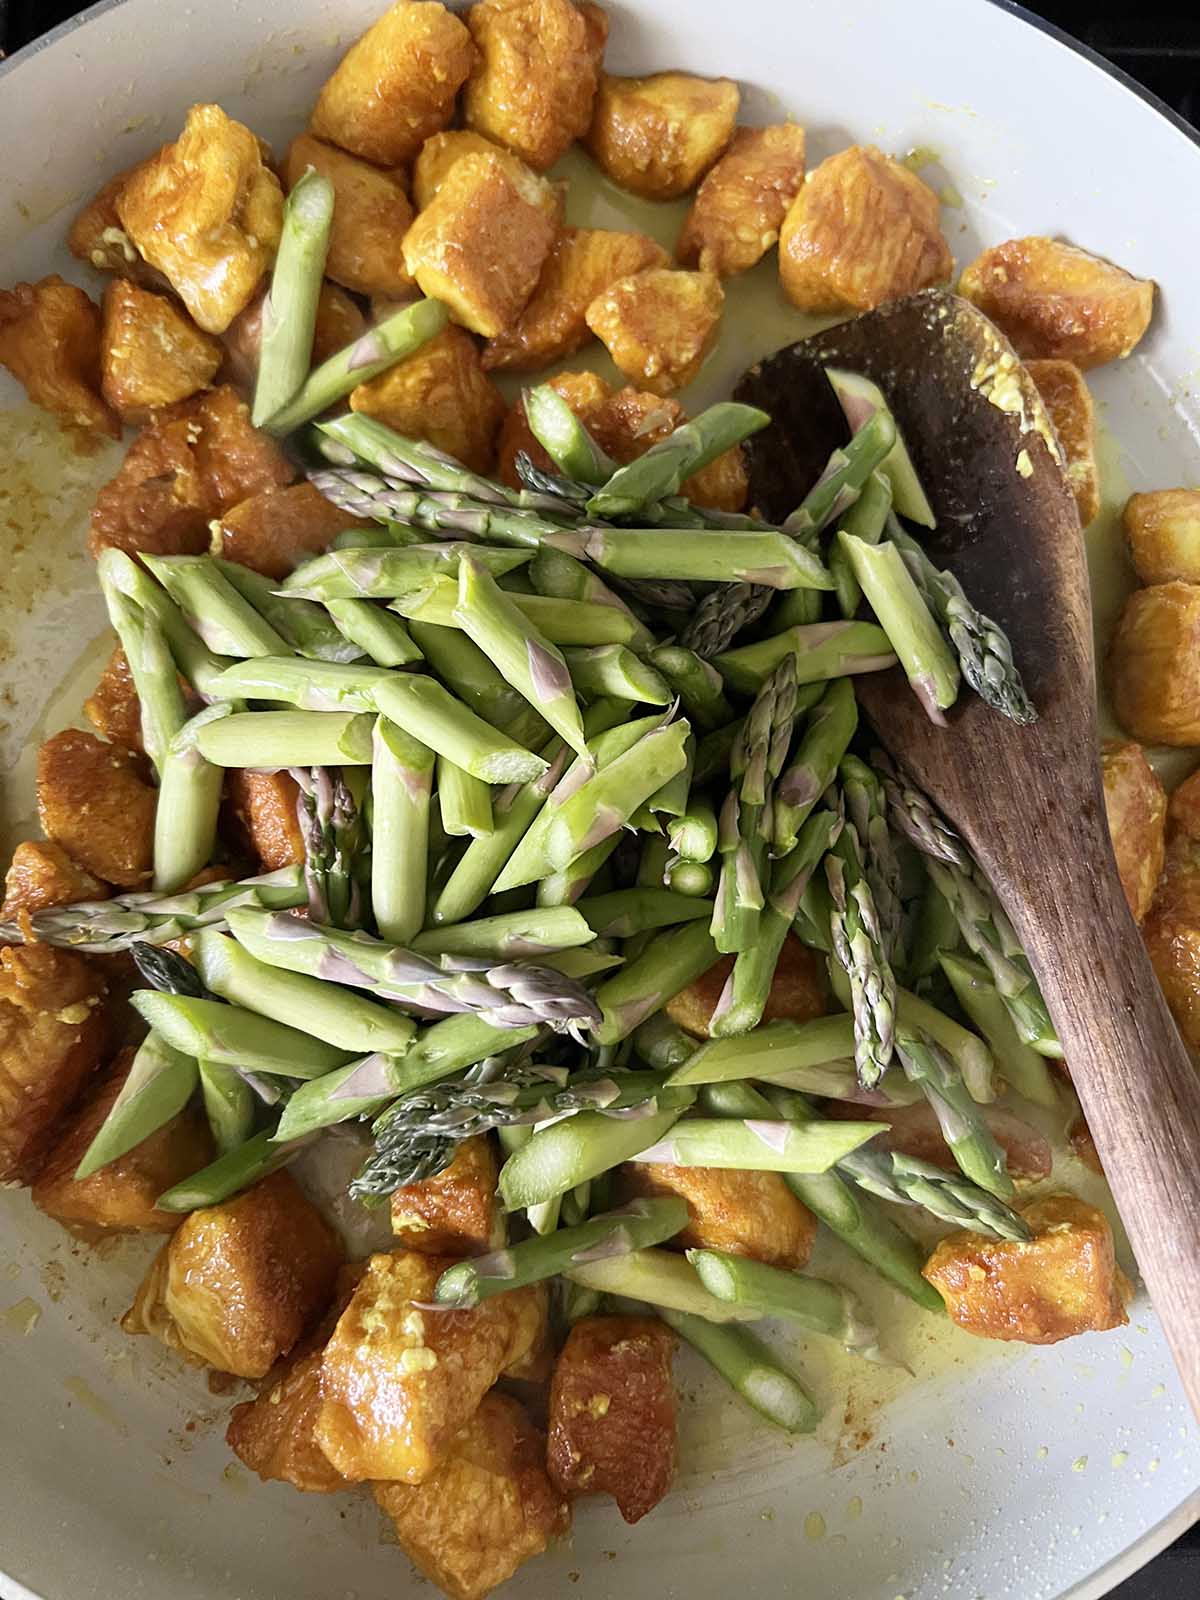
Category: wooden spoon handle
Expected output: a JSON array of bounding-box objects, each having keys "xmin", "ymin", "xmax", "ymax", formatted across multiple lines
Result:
[{"xmin": 986, "ymin": 823, "xmax": 1200, "ymax": 1414}]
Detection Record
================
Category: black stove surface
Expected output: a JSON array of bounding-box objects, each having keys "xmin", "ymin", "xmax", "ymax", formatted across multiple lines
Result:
[{"xmin": 0, "ymin": 1, "xmax": 1196, "ymax": 1595}]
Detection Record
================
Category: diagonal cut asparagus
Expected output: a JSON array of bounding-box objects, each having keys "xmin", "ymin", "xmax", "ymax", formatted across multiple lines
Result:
[
  {"xmin": 408, "ymin": 621, "xmax": 548, "ymax": 749},
  {"xmin": 895, "ymin": 1026, "xmax": 1014, "ymax": 1198},
  {"xmin": 585, "ymin": 403, "xmax": 770, "ymax": 518},
  {"xmin": 98, "ymin": 548, "xmax": 233, "ymax": 701},
  {"xmin": 528, "ymin": 547, "xmax": 653, "ymax": 649},
  {"xmin": 497, "ymin": 1099, "xmax": 691, "ymax": 1212},
  {"xmin": 198, "ymin": 1060, "xmax": 255, "ymax": 1156},
  {"xmin": 630, "ymin": 1115, "xmax": 883, "ymax": 1173},
  {"xmin": 828, "ymin": 468, "xmax": 893, "ymax": 619},
  {"xmin": 372, "ymin": 719, "xmax": 434, "ymax": 945},
  {"xmin": 783, "ymin": 406, "xmax": 898, "ymax": 536},
  {"xmin": 575, "ymin": 889, "xmax": 713, "ymax": 939},
  {"xmin": 156, "ymin": 1129, "xmax": 310, "ymax": 1212},
  {"xmin": 326, "ymin": 597, "xmax": 423, "ymax": 667},
  {"xmin": 524, "ymin": 383, "xmax": 617, "ymax": 486},
  {"xmin": 411, "ymin": 906, "xmax": 594, "ymax": 960},
  {"xmin": 153, "ymin": 703, "xmax": 229, "ymax": 893},
  {"xmin": 714, "ymin": 621, "xmax": 896, "ymax": 694},
  {"xmin": 131, "ymin": 989, "xmax": 355, "ymax": 1079},
  {"xmin": 195, "ymin": 709, "xmax": 376, "ymax": 768},
  {"xmin": 658, "ymin": 1308, "xmax": 818, "ymax": 1434},
  {"xmin": 826, "ymin": 803, "xmax": 897, "ymax": 1089},
  {"xmin": 372, "ymin": 674, "xmax": 548, "ymax": 784},
  {"xmin": 396, "ymin": 579, "xmax": 650, "ymax": 647},
  {"xmin": 142, "ymin": 555, "xmax": 292, "ymax": 658},
  {"xmin": 838, "ymin": 530, "xmax": 960, "ymax": 722},
  {"xmin": 252, "ymin": 167, "xmax": 334, "ymax": 427},
  {"xmin": 281, "ymin": 542, "xmax": 532, "ymax": 601},
  {"xmin": 438, "ymin": 754, "xmax": 494, "ymax": 839},
  {"xmin": 939, "ymin": 952, "xmax": 1058, "ymax": 1108},
  {"xmin": 666, "ymin": 1013, "xmax": 856, "ymax": 1085},
  {"xmin": 215, "ymin": 560, "xmax": 364, "ymax": 665},
  {"xmin": 75, "ymin": 1032, "xmax": 199, "ymax": 1180},
  {"xmin": 771, "ymin": 677, "xmax": 858, "ymax": 857},
  {"xmin": 591, "ymin": 918, "xmax": 719, "ymax": 1046},
  {"xmin": 544, "ymin": 721, "xmax": 690, "ymax": 872},
  {"xmin": 687, "ymin": 1249, "xmax": 881, "ymax": 1358},
  {"xmin": 562, "ymin": 644, "xmax": 672, "ymax": 705},
  {"xmin": 543, "ymin": 525, "xmax": 834, "ymax": 591}
]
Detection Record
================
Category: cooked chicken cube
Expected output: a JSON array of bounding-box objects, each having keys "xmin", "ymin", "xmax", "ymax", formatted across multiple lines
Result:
[
  {"xmin": 36, "ymin": 729, "xmax": 156, "ymax": 890},
  {"xmin": 216, "ymin": 482, "xmax": 368, "ymax": 580},
  {"xmin": 1109, "ymin": 581, "xmax": 1200, "ymax": 747},
  {"xmin": 88, "ymin": 384, "xmax": 294, "ymax": 560},
  {"xmin": 483, "ymin": 226, "xmax": 667, "ymax": 371},
  {"xmin": 677, "ymin": 123, "xmax": 807, "ymax": 278},
  {"xmin": 585, "ymin": 267, "xmax": 723, "ymax": 395},
  {"xmin": 666, "ymin": 931, "xmax": 827, "ymax": 1037},
  {"xmin": 1025, "ymin": 358, "xmax": 1099, "ymax": 526},
  {"xmin": 99, "ymin": 279, "xmax": 222, "ymax": 423},
  {"xmin": 779, "ymin": 145, "xmax": 952, "ymax": 315},
  {"xmin": 413, "ymin": 129, "xmax": 562, "ymax": 219},
  {"xmin": 349, "ymin": 326, "xmax": 505, "ymax": 475},
  {"xmin": 310, "ymin": 0, "xmax": 475, "ymax": 168},
  {"xmin": 283, "ymin": 134, "xmax": 415, "ymax": 300},
  {"xmin": 402, "ymin": 151, "xmax": 558, "ymax": 337},
  {"xmin": 958, "ymin": 237, "xmax": 1154, "ymax": 370},
  {"xmin": 464, "ymin": 0, "xmax": 607, "ymax": 171},
  {"xmin": 315, "ymin": 1250, "xmax": 544, "ymax": 1482},
  {"xmin": 923, "ymin": 1194, "xmax": 1131, "ymax": 1344},
  {"xmin": 222, "ymin": 281, "xmax": 367, "ymax": 390},
  {"xmin": 67, "ymin": 151, "xmax": 170, "ymax": 284},
  {"xmin": 546, "ymin": 1314, "xmax": 677, "ymax": 1524},
  {"xmin": 1, "ymin": 840, "xmax": 108, "ymax": 920},
  {"xmin": 123, "ymin": 1171, "xmax": 342, "ymax": 1378},
  {"xmin": 620, "ymin": 1162, "xmax": 816, "ymax": 1268},
  {"xmin": 586, "ymin": 71, "xmax": 739, "ymax": 200},
  {"xmin": 1167, "ymin": 769, "xmax": 1200, "ymax": 841},
  {"xmin": 374, "ymin": 1393, "xmax": 568, "ymax": 1600},
  {"xmin": 31, "ymin": 1046, "xmax": 213, "ymax": 1235},
  {"xmin": 0, "ymin": 943, "xmax": 110, "ymax": 1184},
  {"xmin": 1101, "ymin": 739, "xmax": 1166, "ymax": 924},
  {"xmin": 1122, "ymin": 489, "xmax": 1200, "ymax": 585},
  {"xmin": 225, "ymin": 768, "xmax": 306, "ymax": 870},
  {"xmin": 83, "ymin": 645, "xmax": 145, "ymax": 752},
  {"xmin": 390, "ymin": 1136, "xmax": 503, "ymax": 1254},
  {"xmin": 117, "ymin": 104, "xmax": 283, "ymax": 334},
  {"xmin": 0, "ymin": 275, "xmax": 117, "ymax": 438}
]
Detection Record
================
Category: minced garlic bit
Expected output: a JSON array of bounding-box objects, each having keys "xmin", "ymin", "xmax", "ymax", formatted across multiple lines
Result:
[{"xmin": 398, "ymin": 1346, "xmax": 438, "ymax": 1374}]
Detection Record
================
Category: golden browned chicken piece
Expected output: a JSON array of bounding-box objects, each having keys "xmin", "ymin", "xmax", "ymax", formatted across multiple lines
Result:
[
  {"xmin": 677, "ymin": 123, "xmax": 807, "ymax": 278},
  {"xmin": 483, "ymin": 226, "xmax": 667, "ymax": 371},
  {"xmin": 402, "ymin": 152, "xmax": 558, "ymax": 337},
  {"xmin": 1, "ymin": 840, "xmax": 108, "ymax": 920},
  {"xmin": 923, "ymin": 1195, "xmax": 1131, "ymax": 1344},
  {"xmin": 311, "ymin": 0, "xmax": 475, "ymax": 168},
  {"xmin": 585, "ymin": 267, "xmax": 723, "ymax": 395},
  {"xmin": 1025, "ymin": 358, "xmax": 1099, "ymax": 526},
  {"xmin": 221, "ymin": 281, "xmax": 367, "ymax": 389},
  {"xmin": 390, "ymin": 1135, "xmax": 504, "ymax": 1253},
  {"xmin": 621, "ymin": 1162, "xmax": 816, "ymax": 1268},
  {"xmin": 350, "ymin": 326, "xmax": 506, "ymax": 474},
  {"xmin": 215, "ymin": 483, "xmax": 368, "ymax": 580},
  {"xmin": 36, "ymin": 729, "xmax": 156, "ymax": 890},
  {"xmin": 464, "ymin": 0, "xmax": 607, "ymax": 171},
  {"xmin": 666, "ymin": 932, "xmax": 827, "ymax": 1037},
  {"xmin": 123, "ymin": 1171, "xmax": 342, "ymax": 1378},
  {"xmin": 117, "ymin": 105, "xmax": 283, "ymax": 334},
  {"xmin": 31, "ymin": 1046, "xmax": 213, "ymax": 1236},
  {"xmin": 99, "ymin": 279, "xmax": 222, "ymax": 423},
  {"xmin": 1109, "ymin": 581, "xmax": 1200, "ymax": 746},
  {"xmin": 315, "ymin": 1250, "xmax": 544, "ymax": 1482},
  {"xmin": 225, "ymin": 768, "xmax": 307, "ymax": 870},
  {"xmin": 1100, "ymin": 739, "xmax": 1166, "ymax": 924},
  {"xmin": 779, "ymin": 145, "xmax": 952, "ymax": 315},
  {"xmin": 546, "ymin": 1315, "xmax": 677, "ymax": 1524},
  {"xmin": 89, "ymin": 384, "xmax": 295, "ymax": 560},
  {"xmin": 83, "ymin": 646, "xmax": 144, "ymax": 752},
  {"xmin": 586, "ymin": 71, "xmax": 739, "ymax": 200},
  {"xmin": 374, "ymin": 1393, "xmax": 568, "ymax": 1600},
  {"xmin": 1142, "ymin": 771, "xmax": 1200, "ymax": 1050},
  {"xmin": 0, "ymin": 275, "xmax": 118, "ymax": 438},
  {"xmin": 958, "ymin": 237, "xmax": 1154, "ymax": 369},
  {"xmin": 283, "ymin": 135, "xmax": 415, "ymax": 301},
  {"xmin": 1122, "ymin": 489, "xmax": 1200, "ymax": 585},
  {"xmin": 412, "ymin": 130, "xmax": 563, "ymax": 217},
  {"xmin": 224, "ymin": 1262, "xmax": 364, "ymax": 1493},
  {"xmin": 67, "ymin": 150, "xmax": 170, "ymax": 283},
  {"xmin": 0, "ymin": 943, "xmax": 109, "ymax": 1184}
]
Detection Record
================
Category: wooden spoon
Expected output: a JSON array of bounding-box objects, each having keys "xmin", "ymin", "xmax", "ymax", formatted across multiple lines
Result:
[{"xmin": 736, "ymin": 288, "xmax": 1200, "ymax": 1416}]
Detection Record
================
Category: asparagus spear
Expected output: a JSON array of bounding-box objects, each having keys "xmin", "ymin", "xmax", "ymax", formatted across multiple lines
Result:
[
  {"xmin": 574, "ymin": 889, "xmax": 712, "ymax": 938},
  {"xmin": 318, "ymin": 410, "xmax": 541, "ymax": 510},
  {"xmin": 272, "ymin": 1053, "xmax": 409, "ymax": 1141},
  {"xmin": 544, "ymin": 525, "xmax": 834, "ymax": 591},
  {"xmin": 783, "ymin": 407, "xmax": 897, "ymax": 535},
  {"xmin": 193, "ymin": 709, "xmax": 375, "ymax": 767},
  {"xmin": 438, "ymin": 754, "xmax": 494, "ymax": 838},
  {"xmin": 687, "ymin": 1250, "xmax": 881, "ymax": 1357},
  {"xmin": 667, "ymin": 798, "xmax": 718, "ymax": 864},
  {"xmin": 326, "ymin": 598, "xmax": 423, "ymax": 667},
  {"xmin": 131, "ymin": 989, "xmax": 355, "ymax": 1079},
  {"xmin": 528, "ymin": 548, "xmax": 652, "ymax": 650},
  {"xmin": 152, "ymin": 703, "xmax": 228, "ymax": 894},
  {"xmin": 592, "ymin": 918, "xmax": 719, "ymax": 1045},
  {"xmin": 828, "ymin": 469, "xmax": 893, "ymax": 619},
  {"xmin": 282, "ymin": 543, "xmax": 532, "ymax": 601},
  {"xmin": 141, "ymin": 555, "xmax": 292, "ymax": 658},
  {"xmin": 895, "ymin": 1027, "xmax": 1014, "ymax": 1198},
  {"xmin": 824, "ymin": 368, "xmax": 936, "ymax": 526},
  {"xmin": 524, "ymin": 383, "xmax": 617, "ymax": 485},
  {"xmin": 678, "ymin": 582, "xmax": 774, "ymax": 659},
  {"xmin": 372, "ymin": 674, "xmax": 548, "ymax": 783},
  {"xmin": 264, "ymin": 298, "xmax": 449, "ymax": 435},
  {"xmin": 544, "ymin": 722, "xmax": 690, "ymax": 871},
  {"xmin": 838, "ymin": 531, "xmax": 960, "ymax": 721},
  {"xmin": 311, "ymin": 467, "xmax": 569, "ymax": 547},
  {"xmin": 894, "ymin": 987, "xmax": 995, "ymax": 1103},
  {"xmin": 632, "ymin": 1013, "xmax": 700, "ymax": 1072},
  {"xmin": 562, "ymin": 645, "xmax": 671, "ymax": 705},
  {"xmin": 210, "ymin": 656, "xmax": 389, "ymax": 711},
  {"xmin": 215, "ymin": 560, "xmax": 364, "ymax": 665},
  {"xmin": 714, "ymin": 621, "xmax": 896, "ymax": 694},
  {"xmin": 836, "ymin": 1147, "xmax": 1031, "ymax": 1241},
  {"xmin": 397, "ymin": 580, "xmax": 650, "ymax": 647},
  {"xmin": 564, "ymin": 1247, "xmax": 756, "ymax": 1321},
  {"xmin": 667, "ymin": 1014, "xmax": 855, "ymax": 1084},
  {"xmin": 586, "ymin": 404, "xmax": 769, "ymax": 518},
  {"xmin": 658, "ymin": 1309, "xmax": 818, "ymax": 1434},
  {"xmin": 292, "ymin": 764, "xmax": 366, "ymax": 926},
  {"xmin": 497, "ymin": 1100, "xmax": 691, "ymax": 1211},
  {"xmin": 371, "ymin": 719, "xmax": 434, "ymax": 944},
  {"xmin": 646, "ymin": 645, "xmax": 733, "ymax": 731},
  {"xmin": 75, "ymin": 1032, "xmax": 199, "ymax": 1179},
  {"xmin": 98, "ymin": 584, "xmax": 189, "ymax": 776},
  {"xmin": 631, "ymin": 1115, "xmax": 881, "ymax": 1173},
  {"xmin": 771, "ymin": 678, "xmax": 858, "ymax": 857},
  {"xmin": 389, "ymin": 1016, "xmax": 543, "ymax": 1095},
  {"xmin": 826, "ymin": 815, "xmax": 897, "ymax": 1089},
  {"xmin": 251, "ymin": 167, "xmax": 335, "ymax": 426},
  {"xmin": 938, "ymin": 953, "xmax": 1058, "ymax": 1108},
  {"xmin": 408, "ymin": 621, "xmax": 549, "ymax": 749},
  {"xmin": 98, "ymin": 548, "xmax": 233, "ymax": 701},
  {"xmin": 156, "ymin": 1129, "xmax": 309, "ymax": 1212},
  {"xmin": 198, "ymin": 1060, "xmax": 256, "ymax": 1156},
  {"xmin": 411, "ymin": 906, "xmax": 593, "ymax": 959}
]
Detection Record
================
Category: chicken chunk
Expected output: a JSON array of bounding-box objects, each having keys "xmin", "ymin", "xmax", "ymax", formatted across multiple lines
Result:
[
  {"xmin": 1, "ymin": 841, "xmax": 108, "ymax": 921},
  {"xmin": 88, "ymin": 384, "xmax": 294, "ymax": 560},
  {"xmin": 1101, "ymin": 740, "xmax": 1166, "ymax": 924},
  {"xmin": 922, "ymin": 1194, "xmax": 1131, "ymax": 1344},
  {"xmin": 413, "ymin": 129, "xmax": 562, "ymax": 218},
  {"xmin": 283, "ymin": 135, "xmax": 415, "ymax": 301},
  {"xmin": 36, "ymin": 729, "xmax": 155, "ymax": 890},
  {"xmin": 779, "ymin": 145, "xmax": 953, "ymax": 315},
  {"xmin": 464, "ymin": 0, "xmax": 607, "ymax": 171},
  {"xmin": 546, "ymin": 1315, "xmax": 676, "ymax": 1524},
  {"xmin": 117, "ymin": 105, "xmax": 283, "ymax": 334},
  {"xmin": 315, "ymin": 1250, "xmax": 544, "ymax": 1482},
  {"xmin": 225, "ymin": 768, "xmax": 306, "ymax": 871},
  {"xmin": 0, "ymin": 276, "xmax": 118, "ymax": 438},
  {"xmin": 483, "ymin": 226, "xmax": 667, "ymax": 371},
  {"xmin": 677, "ymin": 123, "xmax": 807, "ymax": 278},
  {"xmin": 402, "ymin": 152, "xmax": 558, "ymax": 337},
  {"xmin": 311, "ymin": 0, "xmax": 475, "ymax": 168},
  {"xmin": 122, "ymin": 1171, "xmax": 342, "ymax": 1378},
  {"xmin": 1109, "ymin": 581, "xmax": 1200, "ymax": 747},
  {"xmin": 585, "ymin": 267, "xmax": 723, "ymax": 395},
  {"xmin": 31, "ymin": 1046, "xmax": 213, "ymax": 1236},
  {"xmin": 666, "ymin": 931, "xmax": 827, "ymax": 1037},
  {"xmin": 374, "ymin": 1393, "xmax": 567, "ymax": 1600},
  {"xmin": 349, "ymin": 326, "xmax": 505, "ymax": 475},
  {"xmin": 216, "ymin": 482, "xmax": 366, "ymax": 580},
  {"xmin": 958, "ymin": 237, "xmax": 1154, "ymax": 370},
  {"xmin": 1025, "ymin": 358, "xmax": 1099, "ymax": 526},
  {"xmin": 1122, "ymin": 489, "xmax": 1200, "ymax": 586},
  {"xmin": 586, "ymin": 71, "xmax": 739, "ymax": 200},
  {"xmin": 620, "ymin": 1162, "xmax": 815, "ymax": 1268},
  {"xmin": 1143, "ymin": 775, "xmax": 1200, "ymax": 1049},
  {"xmin": 99, "ymin": 279, "xmax": 222, "ymax": 423},
  {"xmin": 389, "ymin": 1135, "xmax": 503, "ymax": 1254},
  {"xmin": 82, "ymin": 645, "xmax": 144, "ymax": 752},
  {"xmin": 67, "ymin": 152, "xmax": 170, "ymax": 283},
  {"xmin": 0, "ymin": 943, "xmax": 110, "ymax": 1184}
]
